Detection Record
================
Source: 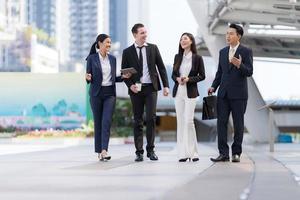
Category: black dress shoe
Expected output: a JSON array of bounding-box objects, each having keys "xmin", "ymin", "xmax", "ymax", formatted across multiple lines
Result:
[
  {"xmin": 210, "ymin": 155, "xmax": 230, "ymax": 162},
  {"xmin": 231, "ymin": 154, "xmax": 240, "ymax": 162},
  {"xmin": 178, "ymin": 158, "xmax": 190, "ymax": 162},
  {"xmin": 192, "ymin": 158, "xmax": 199, "ymax": 162},
  {"xmin": 135, "ymin": 154, "xmax": 143, "ymax": 162},
  {"xmin": 147, "ymin": 152, "xmax": 158, "ymax": 161}
]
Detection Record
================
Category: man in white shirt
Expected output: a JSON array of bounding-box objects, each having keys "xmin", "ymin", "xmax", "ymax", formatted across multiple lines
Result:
[{"xmin": 121, "ymin": 23, "xmax": 169, "ymax": 162}]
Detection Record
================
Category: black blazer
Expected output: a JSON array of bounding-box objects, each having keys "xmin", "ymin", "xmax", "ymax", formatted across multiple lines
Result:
[
  {"xmin": 172, "ymin": 53, "xmax": 205, "ymax": 98},
  {"xmin": 211, "ymin": 44, "xmax": 253, "ymax": 99},
  {"xmin": 121, "ymin": 43, "xmax": 169, "ymax": 94},
  {"xmin": 86, "ymin": 53, "xmax": 122, "ymax": 97}
]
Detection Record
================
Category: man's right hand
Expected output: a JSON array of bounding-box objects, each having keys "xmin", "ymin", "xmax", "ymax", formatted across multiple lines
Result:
[
  {"xmin": 208, "ymin": 87, "xmax": 215, "ymax": 95},
  {"xmin": 130, "ymin": 84, "xmax": 139, "ymax": 93}
]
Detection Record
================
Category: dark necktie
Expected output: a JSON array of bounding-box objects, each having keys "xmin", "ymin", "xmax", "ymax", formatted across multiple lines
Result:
[{"xmin": 137, "ymin": 46, "xmax": 144, "ymax": 78}]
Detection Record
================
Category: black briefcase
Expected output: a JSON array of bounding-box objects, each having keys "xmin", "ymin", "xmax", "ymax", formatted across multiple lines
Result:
[{"xmin": 202, "ymin": 95, "xmax": 217, "ymax": 120}]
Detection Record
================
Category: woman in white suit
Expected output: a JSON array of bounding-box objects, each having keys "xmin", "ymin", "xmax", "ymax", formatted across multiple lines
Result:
[{"xmin": 172, "ymin": 33, "xmax": 205, "ymax": 162}]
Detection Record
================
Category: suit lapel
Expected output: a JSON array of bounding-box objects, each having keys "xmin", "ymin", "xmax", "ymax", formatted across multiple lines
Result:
[
  {"xmin": 108, "ymin": 54, "xmax": 115, "ymax": 83},
  {"xmin": 224, "ymin": 47, "xmax": 231, "ymax": 71},
  {"xmin": 95, "ymin": 53, "xmax": 103, "ymax": 74},
  {"xmin": 234, "ymin": 45, "xmax": 242, "ymax": 61},
  {"xmin": 145, "ymin": 45, "xmax": 151, "ymax": 68},
  {"xmin": 130, "ymin": 45, "xmax": 140, "ymax": 70},
  {"xmin": 188, "ymin": 54, "xmax": 196, "ymax": 76},
  {"xmin": 230, "ymin": 45, "xmax": 242, "ymax": 71}
]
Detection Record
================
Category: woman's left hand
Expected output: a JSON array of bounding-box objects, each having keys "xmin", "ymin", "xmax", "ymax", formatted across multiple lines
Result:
[{"xmin": 181, "ymin": 77, "xmax": 189, "ymax": 84}]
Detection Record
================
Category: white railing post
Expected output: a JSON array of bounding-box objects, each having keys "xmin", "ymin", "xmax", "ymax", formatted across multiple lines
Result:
[{"xmin": 258, "ymin": 101, "xmax": 277, "ymax": 152}]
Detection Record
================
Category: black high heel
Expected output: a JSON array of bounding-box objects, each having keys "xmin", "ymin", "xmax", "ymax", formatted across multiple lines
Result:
[
  {"xmin": 103, "ymin": 155, "xmax": 111, "ymax": 160},
  {"xmin": 98, "ymin": 153, "xmax": 111, "ymax": 161},
  {"xmin": 178, "ymin": 158, "xmax": 188, "ymax": 162},
  {"xmin": 178, "ymin": 158, "xmax": 191, "ymax": 162}
]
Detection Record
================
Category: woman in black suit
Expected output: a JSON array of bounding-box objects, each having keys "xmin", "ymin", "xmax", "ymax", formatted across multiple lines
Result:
[
  {"xmin": 172, "ymin": 33, "xmax": 205, "ymax": 162},
  {"xmin": 86, "ymin": 34, "xmax": 130, "ymax": 161}
]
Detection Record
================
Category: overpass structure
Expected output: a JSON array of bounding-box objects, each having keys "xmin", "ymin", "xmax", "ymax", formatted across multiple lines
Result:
[{"xmin": 187, "ymin": 0, "xmax": 300, "ymax": 142}]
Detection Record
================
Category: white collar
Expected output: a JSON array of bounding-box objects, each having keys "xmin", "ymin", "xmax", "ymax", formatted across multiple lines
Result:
[
  {"xmin": 134, "ymin": 42, "xmax": 148, "ymax": 48},
  {"xmin": 230, "ymin": 42, "xmax": 240, "ymax": 51},
  {"xmin": 98, "ymin": 52, "xmax": 109, "ymax": 60},
  {"xmin": 183, "ymin": 51, "xmax": 192, "ymax": 59}
]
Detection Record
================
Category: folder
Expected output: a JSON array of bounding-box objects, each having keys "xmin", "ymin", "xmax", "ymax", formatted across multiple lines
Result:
[{"xmin": 120, "ymin": 67, "xmax": 137, "ymax": 74}]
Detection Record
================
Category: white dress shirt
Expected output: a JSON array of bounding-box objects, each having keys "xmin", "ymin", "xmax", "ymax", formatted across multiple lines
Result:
[
  {"xmin": 134, "ymin": 43, "xmax": 152, "ymax": 84},
  {"xmin": 98, "ymin": 53, "xmax": 112, "ymax": 86},
  {"xmin": 177, "ymin": 51, "xmax": 192, "ymax": 97},
  {"xmin": 179, "ymin": 51, "xmax": 192, "ymax": 77},
  {"xmin": 228, "ymin": 42, "xmax": 240, "ymax": 61}
]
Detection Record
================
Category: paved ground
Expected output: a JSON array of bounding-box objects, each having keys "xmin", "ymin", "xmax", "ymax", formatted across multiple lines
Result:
[{"xmin": 0, "ymin": 138, "xmax": 299, "ymax": 200}]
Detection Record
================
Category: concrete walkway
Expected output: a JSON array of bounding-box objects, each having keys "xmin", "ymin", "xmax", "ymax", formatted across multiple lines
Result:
[{"xmin": 0, "ymin": 138, "xmax": 299, "ymax": 200}]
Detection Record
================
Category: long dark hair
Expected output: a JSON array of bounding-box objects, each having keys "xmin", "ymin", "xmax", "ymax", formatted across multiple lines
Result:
[
  {"xmin": 173, "ymin": 32, "xmax": 197, "ymax": 71},
  {"xmin": 86, "ymin": 34, "xmax": 110, "ymax": 60}
]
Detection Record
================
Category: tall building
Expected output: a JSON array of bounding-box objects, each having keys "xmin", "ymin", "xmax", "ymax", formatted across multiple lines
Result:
[
  {"xmin": 25, "ymin": 0, "xmax": 70, "ymax": 71},
  {"xmin": 0, "ymin": 0, "xmax": 28, "ymax": 72},
  {"xmin": 0, "ymin": 0, "xmax": 59, "ymax": 72},
  {"xmin": 26, "ymin": 0, "xmax": 56, "ymax": 37},
  {"xmin": 55, "ymin": 0, "xmax": 70, "ymax": 71},
  {"xmin": 1, "ymin": 0, "xmax": 109, "ymax": 72},
  {"xmin": 109, "ymin": 0, "xmax": 128, "ymax": 54},
  {"xmin": 69, "ymin": 0, "xmax": 108, "ymax": 69},
  {"xmin": 0, "ymin": 0, "xmax": 26, "ymax": 31}
]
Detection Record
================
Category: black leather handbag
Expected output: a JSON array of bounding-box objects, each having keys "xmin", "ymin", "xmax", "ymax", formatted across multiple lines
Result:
[{"xmin": 202, "ymin": 95, "xmax": 217, "ymax": 120}]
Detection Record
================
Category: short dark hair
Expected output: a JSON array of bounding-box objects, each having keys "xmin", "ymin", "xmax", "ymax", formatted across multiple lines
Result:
[
  {"xmin": 131, "ymin": 23, "xmax": 144, "ymax": 34},
  {"xmin": 229, "ymin": 24, "xmax": 244, "ymax": 37}
]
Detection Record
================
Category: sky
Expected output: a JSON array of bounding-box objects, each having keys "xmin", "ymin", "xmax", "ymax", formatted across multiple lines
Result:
[{"xmin": 147, "ymin": 0, "xmax": 198, "ymax": 65}]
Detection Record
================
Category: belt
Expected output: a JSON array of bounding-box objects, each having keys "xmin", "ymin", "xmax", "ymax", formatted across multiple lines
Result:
[{"xmin": 142, "ymin": 83, "xmax": 153, "ymax": 86}]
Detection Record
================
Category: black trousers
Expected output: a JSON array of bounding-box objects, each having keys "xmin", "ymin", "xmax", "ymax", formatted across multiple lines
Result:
[
  {"xmin": 130, "ymin": 84, "xmax": 157, "ymax": 155},
  {"xmin": 217, "ymin": 96, "xmax": 247, "ymax": 157},
  {"xmin": 90, "ymin": 86, "xmax": 116, "ymax": 153}
]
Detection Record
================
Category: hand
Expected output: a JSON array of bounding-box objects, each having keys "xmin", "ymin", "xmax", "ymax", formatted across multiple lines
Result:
[
  {"xmin": 181, "ymin": 77, "xmax": 189, "ymax": 84},
  {"xmin": 176, "ymin": 77, "xmax": 183, "ymax": 85},
  {"xmin": 230, "ymin": 54, "xmax": 242, "ymax": 68},
  {"xmin": 130, "ymin": 84, "xmax": 139, "ymax": 93},
  {"xmin": 86, "ymin": 73, "xmax": 92, "ymax": 81},
  {"xmin": 122, "ymin": 72, "xmax": 132, "ymax": 79},
  {"xmin": 208, "ymin": 87, "xmax": 215, "ymax": 95},
  {"xmin": 163, "ymin": 87, "xmax": 169, "ymax": 96}
]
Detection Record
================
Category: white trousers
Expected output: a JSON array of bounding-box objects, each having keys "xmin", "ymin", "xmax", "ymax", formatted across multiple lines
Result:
[{"xmin": 175, "ymin": 85, "xmax": 199, "ymax": 159}]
